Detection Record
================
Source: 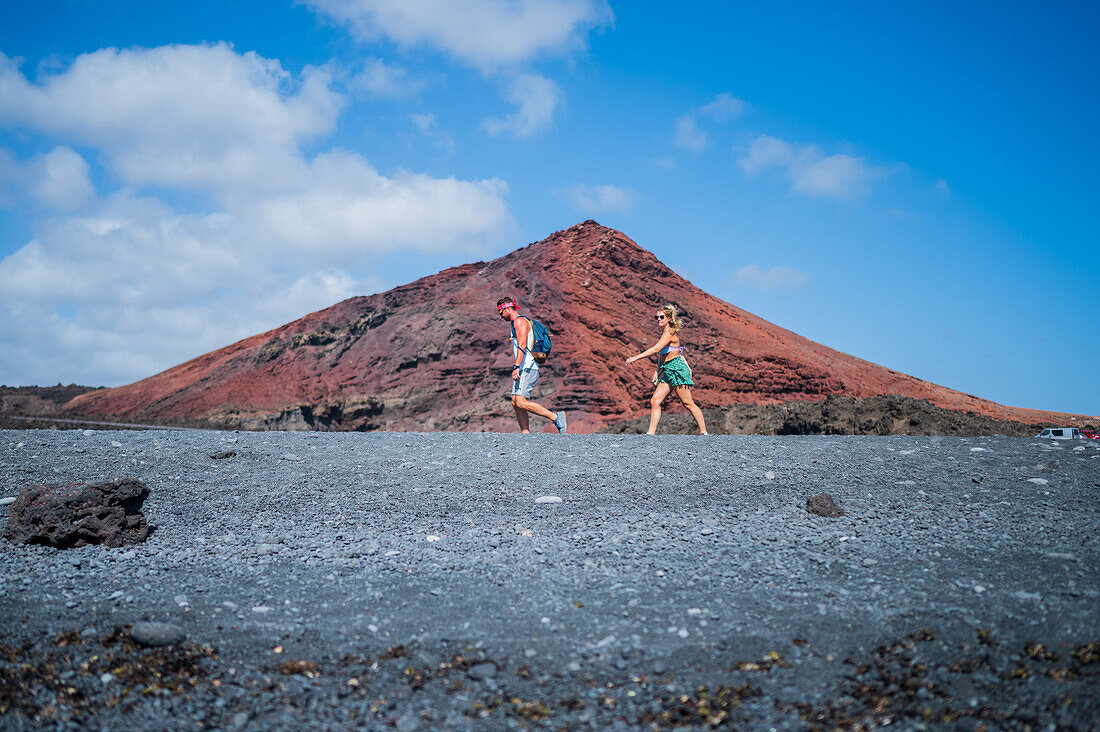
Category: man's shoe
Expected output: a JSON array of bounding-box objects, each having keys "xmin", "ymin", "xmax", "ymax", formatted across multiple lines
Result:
[{"xmin": 554, "ymin": 411, "xmax": 567, "ymax": 433}]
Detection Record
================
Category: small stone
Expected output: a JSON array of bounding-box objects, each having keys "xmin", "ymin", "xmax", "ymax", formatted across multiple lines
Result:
[
  {"xmin": 425, "ymin": 535, "xmax": 441, "ymax": 542},
  {"xmin": 111, "ymin": 441, "xmax": 123, "ymax": 448},
  {"xmin": 535, "ymin": 496, "xmax": 562, "ymax": 504},
  {"xmin": 652, "ymin": 660, "xmax": 668, "ymax": 675},
  {"xmin": 252, "ymin": 606, "xmax": 272, "ymax": 613},
  {"xmin": 281, "ymin": 453, "xmax": 299, "ymax": 461},
  {"xmin": 1027, "ymin": 478, "xmax": 1048, "ymax": 485},
  {"xmin": 82, "ymin": 430, "xmax": 95, "ymax": 437},
  {"xmin": 1043, "ymin": 552, "xmax": 1078, "ymax": 561},
  {"xmin": 100, "ymin": 672, "xmax": 113, "ymax": 683},
  {"xmin": 974, "ymin": 585, "xmax": 986, "ymax": 593},
  {"xmin": 764, "ymin": 471, "xmax": 776, "ymax": 480},
  {"xmin": 211, "ymin": 451, "xmax": 237, "ymax": 460},
  {"xmin": 969, "ymin": 447, "xmax": 986, "ymax": 452},
  {"xmin": 0, "ymin": 497, "xmax": 15, "ymax": 507},
  {"xmin": 384, "ymin": 550, "xmax": 401, "ymax": 557},
  {"xmin": 467, "ymin": 661, "xmax": 498, "ymax": 681},
  {"xmin": 130, "ymin": 621, "xmax": 185, "ymax": 647},
  {"xmin": 174, "ymin": 594, "xmax": 190, "ymax": 607},
  {"xmin": 232, "ymin": 712, "xmax": 249, "ymax": 728},
  {"xmin": 806, "ymin": 493, "xmax": 844, "ymax": 518}
]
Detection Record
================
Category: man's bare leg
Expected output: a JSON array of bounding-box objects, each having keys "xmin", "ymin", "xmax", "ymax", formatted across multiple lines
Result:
[
  {"xmin": 647, "ymin": 383, "xmax": 670, "ymax": 434},
  {"xmin": 513, "ymin": 395, "xmax": 557, "ymax": 426},
  {"xmin": 512, "ymin": 400, "xmax": 531, "ymax": 433}
]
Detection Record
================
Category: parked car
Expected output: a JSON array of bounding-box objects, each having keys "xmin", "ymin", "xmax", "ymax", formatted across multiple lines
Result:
[
  {"xmin": 1035, "ymin": 427, "xmax": 1083, "ymax": 440},
  {"xmin": 1083, "ymin": 430, "xmax": 1099, "ymax": 440}
]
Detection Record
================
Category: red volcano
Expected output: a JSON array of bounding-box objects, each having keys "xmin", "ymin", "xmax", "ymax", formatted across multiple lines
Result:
[{"xmin": 66, "ymin": 221, "xmax": 1089, "ymax": 432}]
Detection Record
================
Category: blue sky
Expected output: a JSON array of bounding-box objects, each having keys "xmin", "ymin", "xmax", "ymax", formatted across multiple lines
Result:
[{"xmin": 0, "ymin": 0, "xmax": 1097, "ymax": 415}]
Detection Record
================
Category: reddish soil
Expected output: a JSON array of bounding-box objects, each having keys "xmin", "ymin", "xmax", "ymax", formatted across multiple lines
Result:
[{"xmin": 64, "ymin": 221, "xmax": 1096, "ymax": 432}]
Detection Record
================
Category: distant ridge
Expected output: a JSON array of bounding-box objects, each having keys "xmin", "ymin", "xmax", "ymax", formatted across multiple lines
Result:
[{"xmin": 66, "ymin": 221, "xmax": 1096, "ymax": 432}]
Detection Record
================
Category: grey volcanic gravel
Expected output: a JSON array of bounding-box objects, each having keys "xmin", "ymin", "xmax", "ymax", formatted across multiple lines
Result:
[{"xmin": 1, "ymin": 430, "xmax": 1098, "ymax": 730}]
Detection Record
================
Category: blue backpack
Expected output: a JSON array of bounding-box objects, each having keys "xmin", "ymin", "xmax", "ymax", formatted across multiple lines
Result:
[{"xmin": 513, "ymin": 316, "xmax": 552, "ymax": 364}]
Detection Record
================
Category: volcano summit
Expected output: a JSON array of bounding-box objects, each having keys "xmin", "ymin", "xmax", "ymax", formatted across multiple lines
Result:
[{"xmin": 65, "ymin": 221, "xmax": 1086, "ymax": 432}]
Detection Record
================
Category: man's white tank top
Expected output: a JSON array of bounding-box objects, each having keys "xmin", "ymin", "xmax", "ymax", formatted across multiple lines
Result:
[{"xmin": 511, "ymin": 317, "xmax": 536, "ymax": 369}]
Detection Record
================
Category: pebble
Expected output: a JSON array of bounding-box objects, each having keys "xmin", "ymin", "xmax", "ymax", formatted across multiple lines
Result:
[
  {"xmin": 467, "ymin": 661, "xmax": 497, "ymax": 681},
  {"xmin": 130, "ymin": 622, "xmax": 186, "ymax": 647},
  {"xmin": 173, "ymin": 594, "xmax": 189, "ymax": 607},
  {"xmin": 111, "ymin": 441, "xmax": 123, "ymax": 448},
  {"xmin": 1027, "ymin": 478, "xmax": 1049, "ymax": 485},
  {"xmin": 535, "ymin": 495, "xmax": 563, "ymax": 504},
  {"xmin": 764, "ymin": 471, "xmax": 776, "ymax": 480},
  {"xmin": 281, "ymin": 453, "xmax": 300, "ymax": 461},
  {"xmin": 0, "ymin": 496, "xmax": 16, "ymax": 506}
]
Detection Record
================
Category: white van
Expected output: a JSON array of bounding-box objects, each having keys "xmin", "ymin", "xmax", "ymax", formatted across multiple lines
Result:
[{"xmin": 1036, "ymin": 427, "xmax": 1083, "ymax": 440}]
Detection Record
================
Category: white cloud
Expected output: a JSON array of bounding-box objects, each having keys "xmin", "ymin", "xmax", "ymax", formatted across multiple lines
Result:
[
  {"xmin": 697, "ymin": 92, "xmax": 745, "ymax": 122},
  {"xmin": 0, "ymin": 45, "xmax": 342, "ymax": 192},
  {"xmin": 732, "ymin": 265, "xmax": 810, "ymax": 292},
  {"xmin": 411, "ymin": 112, "xmax": 456, "ymax": 156},
  {"xmin": 0, "ymin": 44, "xmax": 517, "ymax": 387},
  {"xmin": 930, "ymin": 178, "xmax": 950, "ymax": 195},
  {"xmin": 239, "ymin": 151, "xmax": 510, "ymax": 255},
  {"xmin": 738, "ymin": 134, "xmax": 887, "ymax": 201},
  {"xmin": 0, "ymin": 146, "xmax": 95, "ymax": 210},
  {"xmin": 350, "ymin": 57, "xmax": 425, "ymax": 96},
  {"xmin": 306, "ymin": 0, "xmax": 613, "ymax": 70},
  {"xmin": 482, "ymin": 73, "xmax": 562, "ymax": 139},
  {"xmin": 673, "ymin": 92, "xmax": 745, "ymax": 153},
  {"xmin": 563, "ymin": 183, "xmax": 638, "ymax": 215},
  {"xmin": 674, "ymin": 116, "xmax": 707, "ymax": 153}
]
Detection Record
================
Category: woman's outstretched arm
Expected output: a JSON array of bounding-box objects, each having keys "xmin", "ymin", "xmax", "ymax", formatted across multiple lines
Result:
[{"xmin": 625, "ymin": 330, "xmax": 673, "ymax": 364}]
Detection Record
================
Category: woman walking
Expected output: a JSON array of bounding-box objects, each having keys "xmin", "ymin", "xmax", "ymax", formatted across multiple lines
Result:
[{"xmin": 625, "ymin": 304, "xmax": 708, "ymax": 435}]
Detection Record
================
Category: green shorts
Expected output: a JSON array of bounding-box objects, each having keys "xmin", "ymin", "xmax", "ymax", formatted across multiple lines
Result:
[{"xmin": 657, "ymin": 355, "xmax": 694, "ymax": 387}]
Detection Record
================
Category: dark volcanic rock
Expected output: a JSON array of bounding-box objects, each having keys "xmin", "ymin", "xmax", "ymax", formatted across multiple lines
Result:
[
  {"xmin": 210, "ymin": 451, "xmax": 237, "ymax": 459},
  {"xmin": 806, "ymin": 493, "xmax": 844, "ymax": 518},
  {"xmin": 3, "ymin": 478, "xmax": 151, "ymax": 548}
]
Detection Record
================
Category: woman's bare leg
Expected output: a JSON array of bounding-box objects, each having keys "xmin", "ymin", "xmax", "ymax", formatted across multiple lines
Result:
[
  {"xmin": 674, "ymin": 386, "xmax": 708, "ymax": 434},
  {"xmin": 648, "ymin": 383, "xmax": 670, "ymax": 434}
]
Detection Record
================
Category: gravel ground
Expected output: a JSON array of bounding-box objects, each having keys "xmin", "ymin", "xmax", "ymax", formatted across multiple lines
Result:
[{"xmin": 1, "ymin": 430, "xmax": 1098, "ymax": 730}]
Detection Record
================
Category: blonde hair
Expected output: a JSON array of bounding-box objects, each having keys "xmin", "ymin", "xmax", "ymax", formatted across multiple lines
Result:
[{"xmin": 658, "ymin": 304, "xmax": 683, "ymax": 332}]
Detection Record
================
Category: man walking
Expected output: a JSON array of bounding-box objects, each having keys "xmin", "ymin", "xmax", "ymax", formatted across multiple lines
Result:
[{"xmin": 497, "ymin": 297, "xmax": 567, "ymax": 433}]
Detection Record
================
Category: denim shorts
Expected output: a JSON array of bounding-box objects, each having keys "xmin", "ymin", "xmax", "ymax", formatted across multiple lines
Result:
[{"xmin": 511, "ymin": 364, "xmax": 539, "ymax": 398}]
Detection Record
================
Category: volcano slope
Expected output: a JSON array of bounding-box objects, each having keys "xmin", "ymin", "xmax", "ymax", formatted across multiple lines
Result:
[
  {"xmin": 65, "ymin": 220, "xmax": 1092, "ymax": 433},
  {"xmin": 1, "ymin": 431, "xmax": 1097, "ymax": 729}
]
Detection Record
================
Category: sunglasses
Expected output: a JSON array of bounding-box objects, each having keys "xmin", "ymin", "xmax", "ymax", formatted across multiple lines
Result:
[{"xmin": 655, "ymin": 315, "xmax": 667, "ymax": 321}]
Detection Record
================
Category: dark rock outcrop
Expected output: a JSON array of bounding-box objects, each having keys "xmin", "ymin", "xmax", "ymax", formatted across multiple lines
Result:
[
  {"xmin": 3, "ymin": 478, "xmax": 151, "ymax": 548},
  {"xmin": 602, "ymin": 394, "xmax": 1060, "ymax": 436}
]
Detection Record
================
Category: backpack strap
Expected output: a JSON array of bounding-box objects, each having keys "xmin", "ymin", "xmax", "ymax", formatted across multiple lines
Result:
[{"xmin": 511, "ymin": 316, "xmax": 533, "ymax": 357}]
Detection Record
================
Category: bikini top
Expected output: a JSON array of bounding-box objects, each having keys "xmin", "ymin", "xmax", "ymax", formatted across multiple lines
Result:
[{"xmin": 659, "ymin": 344, "xmax": 685, "ymax": 355}]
